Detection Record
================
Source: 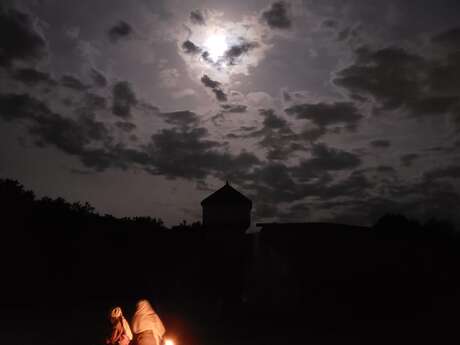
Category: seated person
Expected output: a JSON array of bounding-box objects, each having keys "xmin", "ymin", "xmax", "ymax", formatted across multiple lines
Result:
[
  {"xmin": 106, "ymin": 306, "xmax": 133, "ymax": 345},
  {"xmin": 131, "ymin": 300, "xmax": 166, "ymax": 345}
]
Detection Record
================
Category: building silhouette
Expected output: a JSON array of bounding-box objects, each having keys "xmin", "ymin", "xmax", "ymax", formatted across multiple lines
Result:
[{"xmin": 201, "ymin": 181, "xmax": 252, "ymax": 232}]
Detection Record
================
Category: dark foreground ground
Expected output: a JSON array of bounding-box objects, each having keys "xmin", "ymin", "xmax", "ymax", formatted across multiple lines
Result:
[{"xmin": 2, "ymin": 221, "xmax": 460, "ymax": 345}]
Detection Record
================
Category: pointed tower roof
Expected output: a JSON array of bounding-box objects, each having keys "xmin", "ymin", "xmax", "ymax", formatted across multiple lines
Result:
[{"xmin": 201, "ymin": 181, "xmax": 252, "ymax": 208}]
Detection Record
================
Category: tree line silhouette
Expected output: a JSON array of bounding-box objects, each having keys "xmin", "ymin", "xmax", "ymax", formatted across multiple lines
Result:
[{"xmin": 1, "ymin": 178, "xmax": 460, "ymax": 345}]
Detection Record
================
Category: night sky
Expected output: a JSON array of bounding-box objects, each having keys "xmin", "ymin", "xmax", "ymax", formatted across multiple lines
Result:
[{"xmin": 1, "ymin": 0, "xmax": 460, "ymax": 226}]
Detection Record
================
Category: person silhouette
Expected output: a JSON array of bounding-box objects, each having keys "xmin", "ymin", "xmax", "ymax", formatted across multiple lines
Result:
[
  {"xmin": 106, "ymin": 306, "xmax": 133, "ymax": 345},
  {"xmin": 131, "ymin": 299, "xmax": 166, "ymax": 345}
]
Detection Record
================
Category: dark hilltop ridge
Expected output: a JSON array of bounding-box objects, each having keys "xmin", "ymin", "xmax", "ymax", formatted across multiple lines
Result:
[{"xmin": 1, "ymin": 178, "xmax": 460, "ymax": 345}]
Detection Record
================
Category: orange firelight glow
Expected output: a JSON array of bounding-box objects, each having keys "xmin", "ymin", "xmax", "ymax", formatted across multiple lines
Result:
[{"xmin": 164, "ymin": 339, "xmax": 175, "ymax": 345}]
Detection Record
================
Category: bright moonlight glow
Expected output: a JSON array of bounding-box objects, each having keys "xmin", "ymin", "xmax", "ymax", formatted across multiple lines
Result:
[{"xmin": 204, "ymin": 32, "xmax": 228, "ymax": 62}]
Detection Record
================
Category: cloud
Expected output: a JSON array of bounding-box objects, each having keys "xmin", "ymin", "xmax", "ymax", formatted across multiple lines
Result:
[
  {"xmin": 293, "ymin": 143, "xmax": 362, "ymax": 181},
  {"xmin": 90, "ymin": 68, "xmax": 107, "ymax": 88},
  {"xmin": 115, "ymin": 121, "xmax": 136, "ymax": 132},
  {"xmin": 334, "ymin": 38, "xmax": 460, "ymax": 122},
  {"xmin": 241, "ymin": 151, "xmax": 366, "ymax": 213},
  {"xmin": 240, "ymin": 109, "xmax": 304, "ymax": 161},
  {"xmin": 260, "ymin": 108, "xmax": 289, "ymax": 130},
  {"xmin": 146, "ymin": 127, "xmax": 260, "ymax": 179},
  {"xmin": 0, "ymin": 91, "xmax": 261, "ymax": 179},
  {"xmin": 0, "ymin": 93, "xmax": 48, "ymax": 122},
  {"xmin": 84, "ymin": 93, "xmax": 107, "ymax": 110},
  {"xmin": 200, "ymin": 74, "xmax": 227, "ymax": 102},
  {"xmin": 431, "ymin": 27, "xmax": 460, "ymax": 49},
  {"xmin": 108, "ymin": 21, "xmax": 133, "ymax": 43},
  {"xmin": 322, "ymin": 19, "xmax": 338, "ymax": 30},
  {"xmin": 400, "ymin": 153, "xmax": 419, "ymax": 167},
  {"xmin": 220, "ymin": 104, "xmax": 247, "ymax": 113},
  {"xmin": 60, "ymin": 74, "xmax": 89, "ymax": 91},
  {"xmin": 160, "ymin": 110, "xmax": 200, "ymax": 128},
  {"xmin": 12, "ymin": 67, "xmax": 56, "ymax": 86},
  {"xmin": 423, "ymin": 165, "xmax": 460, "ymax": 181},
  {"xmin": 112, "ymin": 81, "xmax": 137, "ymax": 118},
  {"xmin": 190, "ymin": 9, "xmax": 205, "ymax": 25},
  {"xmin": 182, "ymin": 40, "xmax": 202, "ymax": 55},
  {"xmin": 223, "ymin": 40, "xmax": 259, "ymax": 65},
  {"xmin": 370, "ymin": 139, "xmax": 391, "ymax": 148},
  {"xmin": 0, "ymin": 93, "xmax": 117, "ymax": 171},
  {"xmin": 261, "ymin": 1, "xmax": 292, "ymax": 30},
  {"xmin": 0, "ymin": 6, "xmax": 47, "ymax": 66},
  {"xmin": 159, "ymin": 68, "xmax": 180, "ymax": 88},
  {"xmin": 334, "ymin": 47, "xmax": 425, "ymax": 110},
  {"xmin": 285, "ymin": 101, "xmax": 363, "ymax": 129},
  {"xmin": 172, "ymin": 88, "xmax": 195, "ymax": 99},
  {"xmin": 200, "ymin": 74, "xmax": 220, "ymax": 89}
]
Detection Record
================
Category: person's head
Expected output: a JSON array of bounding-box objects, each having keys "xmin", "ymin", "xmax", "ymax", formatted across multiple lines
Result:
[
  {"xmin": 136, "ymin": 299, "xmax": 151, "ymax": 310},
  {"xmin": 110, "ymin": 306, "xmax": 123, "ymax": 324}
]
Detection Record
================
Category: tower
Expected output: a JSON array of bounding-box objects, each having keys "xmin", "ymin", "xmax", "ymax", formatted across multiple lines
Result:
[{"xmin": 200, "ymin": 181, "xmax": 252, "ymax": 232}]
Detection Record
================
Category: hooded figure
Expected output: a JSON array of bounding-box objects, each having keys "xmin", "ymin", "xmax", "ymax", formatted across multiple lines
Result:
[
  {"xmin": 107, "ymin": 307, "xmax": 133, "ymax": 345},
  {"xmin": 131, "ymin": 300, "xmax": 166, "ymax": 345}
]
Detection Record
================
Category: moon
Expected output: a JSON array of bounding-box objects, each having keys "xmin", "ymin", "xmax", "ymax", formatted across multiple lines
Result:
[{"xmin": 203, "ymin": 32, "xmax": 228, "ymax": 62}]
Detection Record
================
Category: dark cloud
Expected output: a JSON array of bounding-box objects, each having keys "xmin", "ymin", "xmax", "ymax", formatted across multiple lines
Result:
[
  {"xmin": 161, "ymin": 110, "xmax": 200, "ymax": 128},
  {"xmin": 334, "ymin": 47, "xmax": 425, "ymax": 110},
  {"xmin": 260, "ymin": 108, "xmax": 289, "ymax": 130},
  {"xmin": 0, "ymin": 93, "xmax": 48, "ymax": 122},
  {"xmin": 147, "ymin": 127, "xmax": 260, "ymax": 179},
  {"xmin": 60, "ymin": 75, "xmax": 89, "ymax": 91},
  {"xmin": 400, "ymin": 153, "xmax": 419, "ymax": 167},
  {"xmin": 13, "ymin": 68, "xmax": 55, "ymax": 86},
  {"xmin": 322, "ymin": 19, "xmax": 338, "ymax": 29},
  {"xmin": 245, "ymin": 109, "xmax": 303, "ymax": 161},
  {"xmin": 112, "ymin": 81, "xmax": 137, "ymax": 118},
  {"xmin": 226, "ymin": 109, "xmax": 319, "ymax": 161},
  {"xmin": 224, "ymin": 41, "xmax": 259, "ymax": 65},
  {"xmin": 182, "ymin": 40, "xmax": 202, "ymax": 55},
  {"xmin": 299, "ymin": 126, "xmax": 327, "ymax": 143},
  {"xmin": 212, "ymin": 89, "xmax": 227, "ymax": 102},
  {"xmin": 245, "ymin": 163, "xmax": 301, "ymax": 204},
  {"xmin": 108, "ymin": 21, "xmax": 133, "ymax": 43},
  {"xmin": 31, "ymin": 112, "xmax": 111, "ymax": 155},
  {"xmin": 318, "ymin": 170, "xmax": 372, "ymax": 201},
  {"xmin": 200, "ymin": 74, "xmax": 227, "ymax": 102},
  {"xmin": 220, "ymin": 104, "xmax": 247, "ymax": 113},
  {"xmin": 115, "ymin": 121, "xmax": 136, "ymax": 132},
  {"xmin": 261, "ymin": 1, "xmax": 291, "ymax": 30},
  {"xmin": 243, "ymin": 156, "xmax": 367, "ymax": 213},
  {"xmin": 84, "ymin": 93, "xmax": 107, "ymax": 110},
  {"xmin": 0, "ymin": 6, "xmax": 47, "ymax": 66},
  {"xmin": 293, "ymin": 143, "xmax": 362, "ymax": 181},
  {"xmin": 431, "ymin": 27, "xmax": 460, "ymax": 49},
  {"xmin": 0, "ymin": 93, "xmax": 116, "ymax": 171},
  {"xmin": 334, "ymin": 38, "xmax": 460, "ymax": 121},
  {"xmin": 282, "ymin": 89, "xmax": 291, "ymax": 102},
  {"xmin": 423, "ymin": 165, "xmax": 460, "ymax": 181},
  {"xmin": 190, "ymin": 9, "xmax": 205, "ymax": 25},
  {"xmin": 370, "ymin": 139, "xmax": 391, "ymax": 148},
  {"xmin": 0, "ymin": 92, "xmax": 261, "ymax": 180},
  {"xmin": 337, "ymin": 28, "xmax": 351, "ymax": 42},
  {"xmin": 90, "ymin": 68, "xmax": 107, "ymax": 88},
  {"xmin": 375, "ymin": 165, "xmax": 396, "ymax": 174},
  {"xmin": 201, "ymin": 74, "xmax": 221, "ymax": 89},
  {"xmin": 285, "ymin": 101, "xmax": 363, "ymax": 129}
]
